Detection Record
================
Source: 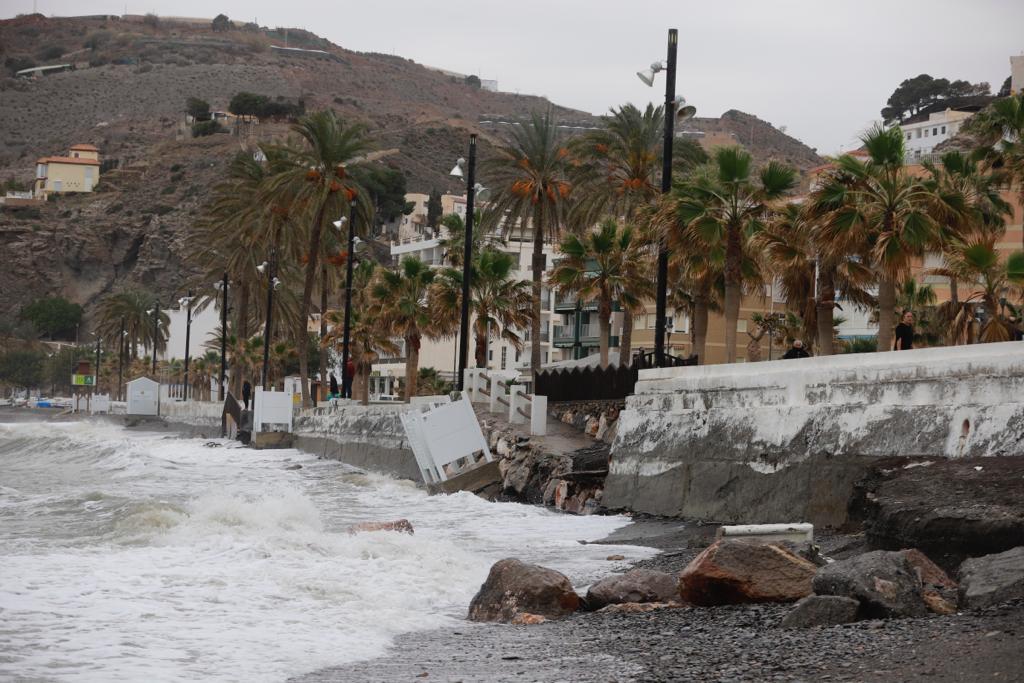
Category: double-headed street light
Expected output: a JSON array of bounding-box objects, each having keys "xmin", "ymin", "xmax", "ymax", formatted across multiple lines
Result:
[
  {"xmin": 258, "ymin": 259, "xmax": 281, "ymax": 389},
  {"xmin": 638, "ymin": 28, "xmax": 697, "ymax": 367},
  {"xmin": 213, "ymin": 274, "xmax": 228, "ymax": 403},
  {"xmin": 333, "ymin": 202, "xmax": 358, "ymax": 398},
  {"xmin": 146, "ymin": 301, "xmax": 160, "ymax": 374},
  {"xmin": 451, "ymin": 136, "xmax": 478, "ymax": 391},
  {"xmin": 178, "ymin": 292, "xmax": 194, "ymax": 400}
]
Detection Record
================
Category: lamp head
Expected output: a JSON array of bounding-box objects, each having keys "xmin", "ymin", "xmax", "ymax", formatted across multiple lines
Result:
[
  {"xmin": 146, "ymin": 309, "xmax": 154, "ymax": 316},
  {"xmin": 449, "ymin": 158, "xmax": 466, "ymax": 178},
  {"xmin": 473, "ymin": 183, "xmax": 491, "ymax": 201},
  {"xmin": 636, "ymin": 61, "xmax": 664, "ymax": 87},
  {"xmin": 674, "ymin": 95, "xmax": 696, "ymax": 123},
  {"xmin": 332, "ymin": 217, "xmax": 347, "ymax": 230},
  {"xmin": 352, "ymin": 236, "xmax": 363, "ymax": 246},
  {"xmin": 271, "ymin": 277, "xmax": 282, "ymax": 291},
  {"xmin": 256, "ymin": 262, "xmax": 267, "ymax": 274},
  {"xmin": 213, "ymin": 280, "xmax": 223, "ymax": 291}
]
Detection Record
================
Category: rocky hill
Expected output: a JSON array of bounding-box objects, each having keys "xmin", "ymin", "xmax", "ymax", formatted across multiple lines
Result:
[{"xmin": 0, "ymin": 13, "xmax": 824, "ymax": 320}]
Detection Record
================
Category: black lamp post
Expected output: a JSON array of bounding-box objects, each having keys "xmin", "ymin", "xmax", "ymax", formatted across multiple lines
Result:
[
  {"xmin": 653, "ymin": 29, "xmax": 678, "ymax": 368},
  {"xmin": 93, "ymin": 335, "xmax": 101, "ymax": 395},
  {"xmin": 451, "ymin": 134, "xmax": 477, "ymax": 390},
  {"xmin": 180, "ymin": 291, "xmax": 193, "ymax": 401},
  {"xmin": 332, "ymin": 202, "xmax": 358, "ymax": 398},
  {"xmin": 259, "ymin": 255, "xmax": 278, "ymax": 389},
  {"xmin": 117, "ymin": 317, "xmax": 125, "ymax": 401},
  {"xmin": 217, "ymin": 273, "xmax": 228, "ymax": 401},
  {"xmin": 150, "ymin": 301, "xmax": 160, "ymax": 375}
]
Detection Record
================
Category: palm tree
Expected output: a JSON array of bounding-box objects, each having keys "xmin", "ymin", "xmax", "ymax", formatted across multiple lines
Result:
[
  {"xmin": 433, "ymin": 248, "xmax": 533, "ymax": 369},
  {"xmin": 94, "ymin": 289, "xmax": 168, "ymax": 360},
  {"xmin": 372, "ymin": 256, "xmax": 440, "ymax": 402},
  {"xmin": 966, "ymin": 92, "xmax": 1024, "ymax": 204},
  {"xmin": 809, "ymin": 125, "xmax": 958, "ymax": 352},
  {"xmin": 481, "ymin": 110, "xmax": 574, "ymax": 377},
  {"xmin": 549, "ymin": 219, "xmax": 652, "ymax": 368},
  {"xmin": 264, "ymin": 110, "xmax": 374, "ymax": 406},
  {"xmin": 437, "ymin": 209, "xmax": 494, "ymax": 268},
  {"xmin": 932, "ymin": 238, "xmax": 1024, "ymax": 343},
  {"xmin": 675, "ymin": 147, "xmax": 797, "ymax": 362}
]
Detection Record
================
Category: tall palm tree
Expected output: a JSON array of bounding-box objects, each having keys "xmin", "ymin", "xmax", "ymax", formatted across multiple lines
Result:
[
  {"xmin": 675, "ymin": 147, "xmax": 797, "ymax": 362},
  {"xmin": 264, "ymin": 110, "xmax": 374, "ymax": 406},
  {"xmin": 94, "ymin": 289, "xmax": 168, "ymax": 360},
  {"xmin": 437, "ymin": 209, "xmax": 493, "ymax": 268},
  {"xmin": 372, "ymin": 256, "xmax": 440, "ymax": 402},
  {"xmin": 810, "ymin": 125, "xmax": 958, "ymax": 352},
  {"xmin": 549, "ymin": 219, "xmax": 652, "ymax": 368},
  {"xmin": 433, "ymin": 248, "xmax": 533, "ymax": 369},
  {"xmin": 481, "ymin": 110, "xmax": 574, "ymax": 377},
  {"xmin": 966, "ymin": 92, "xmax": 1024, "ymax": 204}
]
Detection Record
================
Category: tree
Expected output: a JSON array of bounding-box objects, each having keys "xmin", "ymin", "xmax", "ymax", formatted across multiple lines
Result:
[
  {"xmin": 212, "ymin": 14, "xmax": 232, "ymax": 32},
  {"xmin": 426, "ymin": 189, "xmax": 443, "ymax": 231},
  {"xmin": 19, "ymin": 297, "xmax": 82, "ymax": 340},
  {"xmin": 372, "ymin": 256, "xmax": 440, "ymax": 401},
  {"xmin": 675, "ymin": 147, "xmax": 796, "ymax": 362},
  {"xmin": 464, "ymin": 75, "xmax": 482, "ymax": 89},
  {"xmin": 997, "ymin": 76, "xmax": 1012, "ymax": 98},
  {"xmin": 550, "ymin": 219, "xmax": 652, "ymax": 368},
  {"xmin": 433, "ymin": 249, "xmax": 533, "ymax": 369},
  {"xmin": 967, "ymin": 93, "xmax": 1024, "ymax": 204},
  {"xmin": 809, "ymin": 125, "xmax": 958, "ymax": 352},
  {"xmin": 0, "ymin": 349, "xmax": 45, "ymax": 392},
  {"xmin": 186, "ymin": 97, "xmax": 211, "ymax": 122},
  {"xmin": 933, "ymin": 238, "xmax": 1024, "ymax": 343},
  {"xmin": 437, "ymin": 209, "xmax": 492, "ymax": 268},
  {"xmin": 263, "ymin": 109, "xmax": 374, "ymax": 406},
  {"xmin": 229, "ymin": 91, "xmax": 270, "ymax": 117},
  {"xmin": 881, "ymin": 74, "xmax": 990, "ymax": 124},
  {"xmin": 94, "ymin": 289, "xmax": 168, "ymax": 360},
  {"xmin": 481, "ymin": 110, "xmax": 574, "ymax": 377},
  {"xmin": 352, "ymin": 165, "xmax": 411, "ymax": 227}
]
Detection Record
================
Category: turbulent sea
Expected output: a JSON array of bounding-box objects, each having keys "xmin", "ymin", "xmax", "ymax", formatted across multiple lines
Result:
[{"xmin": 0, "ymin": 419, "xmax": 653, "ymax": 682}]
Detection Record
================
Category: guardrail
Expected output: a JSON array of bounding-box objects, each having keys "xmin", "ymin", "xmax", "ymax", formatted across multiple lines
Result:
[{"xmin": 464, "ymin": 368, "xmax": 547, "ymax": 436}]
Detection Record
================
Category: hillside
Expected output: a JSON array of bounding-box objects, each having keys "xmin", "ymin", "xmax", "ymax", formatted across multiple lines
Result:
[{"xmin": 0, "ymin": 13, "xmax": 824, "ymax": 320}]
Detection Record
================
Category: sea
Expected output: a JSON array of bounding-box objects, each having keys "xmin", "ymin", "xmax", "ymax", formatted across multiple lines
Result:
[{"xmin": 0, "ymin": 418, "xmax": 653, "ymax": 682}]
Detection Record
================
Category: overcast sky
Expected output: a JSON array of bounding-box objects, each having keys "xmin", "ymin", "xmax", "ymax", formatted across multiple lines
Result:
[{"xmin": 10, "ymin": 0, "xmax": 1024, "ymax": 155}]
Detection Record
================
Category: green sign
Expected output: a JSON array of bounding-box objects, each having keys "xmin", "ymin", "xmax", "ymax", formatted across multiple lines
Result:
[{"xmin": 72, "ymin": 374, "xmax": 95, "ymax": 386}]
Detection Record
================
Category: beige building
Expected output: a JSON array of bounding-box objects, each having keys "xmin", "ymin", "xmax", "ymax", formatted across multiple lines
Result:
[{"xmin": 34, "ymin": 144, "xmax": 101, "ymax": 197}]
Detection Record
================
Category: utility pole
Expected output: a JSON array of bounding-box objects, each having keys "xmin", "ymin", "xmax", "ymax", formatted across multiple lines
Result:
[
  {"xmin": 341, "ymin": 201, "xmax": 357, "ymax": 398},
  {"xmin": 653, "ymin": 28, "xmax": 678, "ymax": 368},
  {"xmin": 219, "ymin": 273, "xmax": 228, "ymax": 401},
  {"xmin": 457, "ymin": 134, "xmax": 477, "ymax": 390}
]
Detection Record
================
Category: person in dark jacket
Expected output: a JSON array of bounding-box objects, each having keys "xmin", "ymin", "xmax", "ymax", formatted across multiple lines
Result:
[
  {"xmin": 329, "ymin": 372, "xmax": 340, "ymax": 398},
  {"xmin": 242, "ymin": 380, "xmax": 252, "ymax": 410},
  {"xmin": 782, "ymin": 339, "xmax": 810, "ymax": 359},
  {"xmin": 342, "ymin": 359, "xmax": 355, "ymax": 399},
  {"xmin": 893, "ymin": 311, "xmax": 914, "ymax": 350}
]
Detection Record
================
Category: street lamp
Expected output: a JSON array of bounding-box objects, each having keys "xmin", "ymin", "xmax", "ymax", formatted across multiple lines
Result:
[
  {"xmin": 638, "ymin": 28, "xmax": 697, "ymax": 367},
  {"xmin": 258, "ymin": 258, "xmax": 279, "ymax": 389},
  {"xmin": 117, "ymin": 318, "xmax": 126, "ymax": 401},
  {"xmin": 91, "ymin": 331, "xmax": 101, "ymax": 396},
  {"xmin": 451, "ymin": 134, "xmax": 478, "ymax": 390},
  {"xmin": 146, "ymin": 301, "xmax": 160, "ymax": 374},
  {"xmin": 333, "ymin": 202, "xmax": 358, "ymax": 398},
  {"xmin": 214, "ymin": 274, "xmax": 228, "ymax": 402},
  {"xmin": 179, "ymin": 292, "xmax": 194, "ymax": 401}
]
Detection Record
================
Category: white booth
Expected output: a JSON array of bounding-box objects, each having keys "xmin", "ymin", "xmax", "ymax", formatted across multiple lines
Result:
[{"xmin": 126, "ymin": 377, "xmax": 160, "ymax": 416}]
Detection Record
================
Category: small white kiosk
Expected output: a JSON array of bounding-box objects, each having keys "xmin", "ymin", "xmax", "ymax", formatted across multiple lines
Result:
[{"xmin": 126, "ymin": 377, "xmax": 160, "ymax": 416}]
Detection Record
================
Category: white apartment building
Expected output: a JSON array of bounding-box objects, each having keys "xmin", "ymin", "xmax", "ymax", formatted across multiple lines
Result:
[{"xmin": 899, "ymin": 109, "xmax": 974, "ymax": 161}]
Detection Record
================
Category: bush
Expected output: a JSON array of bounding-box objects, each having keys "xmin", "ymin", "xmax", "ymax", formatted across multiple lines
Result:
[
  {"xmin": 191, "ymin": 120, "xmax": 225, "ymax": 137},
  {"xmin": 84, "ymin": 30, "xmax": 112, "ymax": 50},
  {"xmin": 143, "ymin": 13, "xmax": 160, "ymax": 28},
  {"xmin": 152, "ymin": 204, "xmax": 174, "ymax": 215},
  {"xmin": 212, "ymin": 14, "xmax": 232, "ymax": 32},
  {"xmin": 841, "ymin": 337, "xmax": 877, "ymax": 354},
  {"xmin": 4, "ymin": 55, "xmax": 36, "ymax": 76},
  {"xmin": 185, "ymin": 97, "xmax": 210, "ymax": 122},
  {"xmin": 19, "ymin": 297, "xmax": 83, "ymax": 340},
  {"xmin": 36, "ymin": 45, "xmax": 64, "ymax": 60}
]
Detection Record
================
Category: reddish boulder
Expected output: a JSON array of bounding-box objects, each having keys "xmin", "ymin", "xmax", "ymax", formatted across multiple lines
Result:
[
  {"xmin": 468, "ymin": 559, "xmax": 581, "ymax": 623},
  {"xmin": 678, "ymin": 539, "xmax": 817, "ymax": 606},
  {"xmin": 347, "ymin": 519, "xmax": 415, "ymax": 535},
  {"xmin": 900, "ymin": 549, "xmax": 958, "ymax": 614},
  {"xmin": 586, "ymin": 569, "xmax": 680, "ymax": 609}
]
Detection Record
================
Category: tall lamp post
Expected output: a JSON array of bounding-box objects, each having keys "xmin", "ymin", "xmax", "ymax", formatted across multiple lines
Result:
[
  {"xmin": 258, "ymin": 256, "xmax": 280, "ymax": 390},
  {"xmin": 332, "ymin": 201, "xmax": 358, "ymax": 398},
  {"xmin": 117, "ymin": 317, "xmax": 125, "ymax": 401},
  {"xmin": 93, "ymin": 333, "xmax": 101, "ymax": 395},
  {"xmin": 179, "ymin": 291, "xmax": 194, "ymax": 401},
  {"xmin": 214, "ymin": 274, "xmax": 228, "ymax": 401},
  {"xmin": 147, "ymin": 301, "xmax": 160, "ymax": 375},
  {"xmin": 450, "ymin": 135, "xmax": 478, "ymax": 391},
  {"xmin": 638, "ymin": 28, "xmax": 696, "ymax": 367}
]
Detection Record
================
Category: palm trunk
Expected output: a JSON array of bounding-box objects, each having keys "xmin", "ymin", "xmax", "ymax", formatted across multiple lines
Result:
[
  {"xmin": 619, "ymin": 311, "xmax": 633, "ymax": 366},
  {"xmin": 475, "ymin": 322, "xmax": 488, "ymax": 368},
  {"xmin": 816, "ymin": 267, "xmax": 835, "ymax": 356},
  {"xmin": 319, "ymin": 266, "xmax": 328, "ymax": 390},
  {"xmin": 530, "ymin": 209, "xmax": 545, "ymax": 378},
  {"xmin": 297, "ymin": 204, "xmax": 328, "ymax": 407},
  {"xmin": 693, "ymin": 295, "xmax": 709, "ymax": 364},
  {"xmin": 723, "ymin": 224, "xmax": 742, "ymax": 363},
  {"xmin": 877, "ymin": 277, "xmax": 897, "ymax": 351},
  {"xmin": 598, "ymin": 301, "xmax": 611, "ymax": 369},
  {"xmin": 948, "ymin": 276, "xmax": 960, "ymax": 345},
  {"xmin": 404, "ymin": 334, "xmax": 420, "ymax": 402},
  {"xmin": 232, "ymin": 282, "xmax": 251, "ymax": 397}
]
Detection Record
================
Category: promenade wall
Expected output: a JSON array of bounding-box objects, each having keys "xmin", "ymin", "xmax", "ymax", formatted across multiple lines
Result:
[{"xmin": 604, "ymin": 342, "xmax": 1024, "ymax": 527}]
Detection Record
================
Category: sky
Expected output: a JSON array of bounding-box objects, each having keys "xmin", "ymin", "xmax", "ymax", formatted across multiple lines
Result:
[{"xmin": 7, "ymin": 0, "xmax": 1024, "ymax": 155}]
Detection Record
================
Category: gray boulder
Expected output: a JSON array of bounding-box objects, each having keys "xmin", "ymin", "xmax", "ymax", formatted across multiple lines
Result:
[
  {"xmin": 780, "ymin": 595, "xmax": 862, "ymax": 628},
  {"xmin": 468, "ymin": 559, "xmax": 581, "ymax": 623},
  {"xmin": 812, "ymin": 550, "xmax": 929, "ymax": 618},
  {"xmin": 958, "ymin": 546, "xmax": 1024, "ymax": 609},
  {"xmin": 586, "ymin": 569, "xmax": 679, "ymax": 610}
]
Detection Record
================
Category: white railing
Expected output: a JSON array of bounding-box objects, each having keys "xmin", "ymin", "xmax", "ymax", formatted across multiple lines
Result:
[{"xmin": 463, "ymin": 368, "xmax": 547, "ymax": 436}]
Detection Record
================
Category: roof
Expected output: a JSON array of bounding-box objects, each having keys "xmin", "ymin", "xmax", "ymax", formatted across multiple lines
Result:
[
  {"xmin": 36, "ymin": 156, "xmax": 100, "ymax": 166},
  {"xmin": 69, "ymin": 144, "xmax": 99, "ymax": 152}
]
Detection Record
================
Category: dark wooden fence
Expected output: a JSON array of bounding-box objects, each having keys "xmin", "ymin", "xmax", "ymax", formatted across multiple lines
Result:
[{"xmin": 535, "ymin": 353, "xmax": 697, "ymax": 403}]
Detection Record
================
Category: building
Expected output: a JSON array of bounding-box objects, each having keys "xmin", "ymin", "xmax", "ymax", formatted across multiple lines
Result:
[
  {"xmin": 899, "ymin": 109, "xmax": 974, "ymax": 162},
  {"xmin": 1011, "ymin": 54, "xmax": 1024, "ymax": 94},
  {"xmin": 34, "ymin": 144, "xmax": 101, "ymax": 197}
]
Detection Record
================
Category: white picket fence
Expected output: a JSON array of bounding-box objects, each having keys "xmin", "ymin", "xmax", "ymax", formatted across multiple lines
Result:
[
  {"xmin": 463, "ymin": 369, "xmax": 547, "ymax": 436},
  {"xmin": 399, "ymin": 394, "xmax": 492, "ymax": 484}
]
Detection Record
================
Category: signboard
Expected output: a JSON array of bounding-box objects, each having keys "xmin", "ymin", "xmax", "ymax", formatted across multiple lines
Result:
[{"xmin": 72, "ymin": 374, "xmax": 95, "ymax": 386}]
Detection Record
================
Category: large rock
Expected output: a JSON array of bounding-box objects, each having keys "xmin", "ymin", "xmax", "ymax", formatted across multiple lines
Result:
[
  {"xmin": 958, "ymin": 546, "xmax": 1024, "ymax": 609},
  {"xmin": 468, "ymin": 559, "xmax": 581, "ymax": 623},
  {"xmin": 347, "ymin": 519, "xmax": 414, "ymax": 535},
  {"xmin": 586, "ymin": 569, "xmax": 679, "ymax": 610},
  {"xmin": 853, "ymin": 457, "xmax": 1024, "ymax": 572},
  {"xmin": 901, "ymin": 549, "xmax": 958, "ymax": 614},
  {"xmin": 678, "ymin": 539, "xmax": 817, "ymax": 606},
  {"xmin": 780, "ymin": 595, "xmax": 862, "ymax": 628},
  {"xmin": 813, "ymin": 550, "xmax": 929, "ymax": 618}
]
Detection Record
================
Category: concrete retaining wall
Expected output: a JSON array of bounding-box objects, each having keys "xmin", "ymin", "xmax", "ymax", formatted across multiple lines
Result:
[
  {"xmin": 159, "ymin": 400, "xmax": 222, "ymax": 428},
  {"xmin": 293, "ymin": 403, "xmax": 418, "ymax": 480},
  {"xmin": 605, "ymin": 342, "xmax": 1024, "ymax": 527}
]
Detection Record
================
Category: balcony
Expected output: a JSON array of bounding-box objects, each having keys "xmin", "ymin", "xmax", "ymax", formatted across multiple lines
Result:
[
  {"xmin": 553, "ymin": 293, "xmax": 598, "ymax": 313},
  {"xmin": 552, "ymin": 322, "xmax": 618, "ymax": 349}
]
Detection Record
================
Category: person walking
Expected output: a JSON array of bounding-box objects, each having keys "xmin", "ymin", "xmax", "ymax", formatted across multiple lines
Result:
[
  {"xmin": 894, "ymin": 311, "xmax": 915, "ymax": 350},
  {"xmin": 242, "ymin": 380, "xmax": 252, "ymax": 410},
  {"xmin": 342, "ymin": 358, "xmax": 355, "ymax": 399},
  {"xmin": 329, "ymin": 372, "xmax": 339, "ymax": 399},
  {"xmin": 781, "ymin": 339, "xmax": 810, "ymax": 359}
]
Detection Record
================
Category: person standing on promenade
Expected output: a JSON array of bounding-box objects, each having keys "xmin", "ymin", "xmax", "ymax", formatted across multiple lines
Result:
[
  {"xmin": 781, "ymin": 339, "xmax": 810, "ymax": 359},
  {"xmin": 242, "ymin": 380, "xmax": 252, "ymax": 410},
  {"xmin": 342, "ymin": 359, "xmax": 355, "ymax": 399},
  {"xmin": 894, "ymin": 311, "xmax": 914, "ymax": 350},
  {"xmin": 329, "ymin": 372, "xmax": 339, "ymax": 398}
]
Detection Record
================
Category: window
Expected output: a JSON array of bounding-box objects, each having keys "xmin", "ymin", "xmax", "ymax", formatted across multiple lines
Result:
[
  {"xmin": 941, "ymin": 125, "xmax": 946, "ymax": 134},
  {"xmin": 924, "ymin": 129, "xmax": 929, "ymax": 137},
  {"xmin": 916, "ymin": 130, "xmax": 922, "ymax": 138},
  {"xmin": 933, "ymin": 128, "xmax": 938, "ymax": 136},
  {"xmin": 515, "ymin": 349, "xmax": 520, "ymax": 362},
  {"xmin": 488, "ymin": 349, "xmax": 493, "ymax": 361},
  {"xmin": 501, "ymin": 347, "xmax": 507, "ymax": 370},
  {"xmin": 543, "ymin": 352, "xmax": 549, "ymax": 364},
  {"xmin": 906, "ymin": 132, "xmax": 912, "ymax": 140}
]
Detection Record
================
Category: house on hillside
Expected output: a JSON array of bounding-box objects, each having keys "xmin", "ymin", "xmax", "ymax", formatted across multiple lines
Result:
[{"xmin": 34, "ymin": 144, "xmax": 101, "ymax": 197}]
